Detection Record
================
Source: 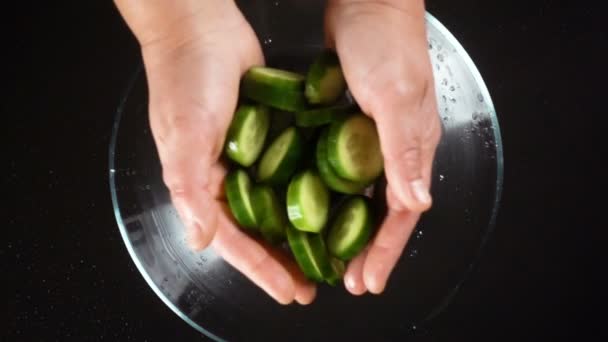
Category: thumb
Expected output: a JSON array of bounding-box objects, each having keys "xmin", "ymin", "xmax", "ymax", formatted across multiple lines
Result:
[{"xmin": 370, "ymin": 81, "xmax": 438, "ymax": 213}]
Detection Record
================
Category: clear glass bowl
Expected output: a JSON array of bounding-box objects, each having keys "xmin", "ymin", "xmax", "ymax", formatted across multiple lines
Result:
[{"xmin": 109, "ymin": 3, "xmax": 503, "ymax": 340}]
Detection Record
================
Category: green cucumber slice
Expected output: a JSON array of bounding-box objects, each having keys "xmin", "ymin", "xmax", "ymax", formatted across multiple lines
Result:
[
  {"xmin": 224, "ymin": 104, "xmax": 270, "ymax": 167},
  {"xmin": 286, "ymin": 225, "xmax": 334, "ymax": 282},
  {"xmin": 257, "ymin": 127, "xmax": 302, "ymax": 185},
  {"xmin": 294, "ymin": 104, "xmax": 355, "ymax": 127},
  {"xmin": 327, "ymin": 196, "xmax": 374, "ymax": 260},
  {"xmin": 325, "ymin": 257, "xmax": 346, "ymax": 286},
  {"xmin": 251, "ymin": 186, "xmax": 286, "ymax": 244},
  {"xmin": 327, "ymin": 114, "xmax": 384, "ymax": 182},
  {"xmin": 225, "ymin": 169, "xmax": 257, "ymax": 229},
  {"xmin": 241, "ymin": 67, "xmax": 307, "ymax": 112},
  {"xmin": 286, "ymin": 170, "xmax": 329, "ymax": 233},
  {"xmin": 316, "ymin": 128, "xmax": 369, "ymax": 194},
  {"xmin": 305, "ymin": 50, "xmax": 347, "ymax": 105}
]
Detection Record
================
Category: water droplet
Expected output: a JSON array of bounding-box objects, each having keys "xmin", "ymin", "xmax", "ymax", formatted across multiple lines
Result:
[
  {"xmin": 450, "ymin": 97, "xmax": 457, "ymax": 103},
  {"xmin": 408, "ymin": 249, "xmax": 419, "ymax": 258},
  {"xmin": 449, "ymin": 85, "xmax": 455, "ymax": 92},
  {"xmin": 416, "ymin": 230, "xmax": 424, "ymax": 239},
  {"xmin": 437, "ymin": 54, "xmax": 444, "ymax": 62},
  {"xmin": 145, "ymin": 184, "xmax": 151, "ymax": 190},
  {"xmin": 472, "ymin": 112, "xmax": 482, "ymax": 121},
  {"xmin": 263, "ymin": 37, "xmax": 273, "ymax": 45},
  {"xmin": 435, "ymin": 63, "xmax": 441, "ymax": 71},
  {"xmin": 439, "ymin": 174, "xmax": 445, "ymax": 181},
  {"xmin": 477, "ymin": 93, "xmax": 484, "ymax": 102},
  {"xmin": 441, "ymin": 78, "xmax": 448, "ymax": 86},
  {"xmin": 110, "ymin": 169, "xmax": 115, "ymax": 173},
  {"xmin": 274, "ymin": 1, "xmax": 280, "ymax": 6},
  {"xmin": 442, "ymin": 116, "xmax": 449, "ymax": 121},
  {"xmin": 442, "ymin": 95, "xmax": 447, "ymax": 103}
]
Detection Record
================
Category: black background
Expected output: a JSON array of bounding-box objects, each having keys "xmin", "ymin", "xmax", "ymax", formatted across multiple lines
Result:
[{"xmin": 4, "ymin": 0, "xmax": 603, "ymax": 341}]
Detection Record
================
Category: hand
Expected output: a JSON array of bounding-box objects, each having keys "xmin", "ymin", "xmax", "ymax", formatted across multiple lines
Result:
[
  {"xmin": 114, "ymin": 0, "xmax": 315, "ymax": 305},
  {"xmin": 325, "ymin": 0, "xmax": 442, "ymax": 294}
]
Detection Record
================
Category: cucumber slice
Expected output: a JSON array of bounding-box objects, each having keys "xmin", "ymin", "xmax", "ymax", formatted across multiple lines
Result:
[
  {"xmin": 286, "ymin": 170, "xmax": 329, "ymax": 233},
  {"xmin": 327, "ymin": 196, "xmax": 374, "ymax": 260},
  {"xmin": 295, "ymin": 104, "xmax": 355, "ymax": 127},
  {"xmin": 305, "ymin": 50, "xmax": 347, "ymax": 105},
  {"xmin": 251, "ymin": 186, "xmax": 286, "ymax": 244},
  {"xmin": 327, "ymin": 114, "xmax": 384, "ymax": 182},
  {"xmin": 225, "ymin": 104, "xmax": 270, "ymax": 167},
  {"xmin": 241, "ymin": 67, "xmax": 307, "ymax": 112},
  {"xmin": 286, "ymin": 225, "xmax": 334, "ymax": 282},
  {"xmin": 316, "ymin": 128, "xmax": 369, "ymax": 194},
  {"xmin": 257, "ymin": 127, "xmax": 302, "ymax": 185},
  {"xmin": 325, "ymin": 257, "xmax": 346, "ymax": 286},
  {"xmin": 225, "ymin": 169, "xmax": 257, "ymax": 229}
]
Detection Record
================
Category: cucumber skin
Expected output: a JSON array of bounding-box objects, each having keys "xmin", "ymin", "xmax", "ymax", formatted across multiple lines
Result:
[
  {"xmin": 307, "ymin": 233, "xmax": 335, "ymax": 280},
  {"xmin": 257, "ymin": 127, "xmax": 303, "ymax": 185},
  {"xmin": 286, "ymin": 225, "xmax": 324, "ymax": 282},
  {"xmin": 241, "ymin": 77, "xmax": 307, "ymax": 112},
  {"xmin": 286, "ymin": 170, "xmax": 329, "ymax": 233},
  {"xmin": 251, "ymin": 186, "xmax": 286, "ymax": 245},
  {"xmin": 224, "ymin": 104, "xmax": 270, "ymax": 167},
  {"xmin": 305, "ymin": 50, "xmax": 346, "ymax": 105},
  {"xmin": 327, "ymin": 114, "xmax": 384, "ymax": 183},
  {"xmin": 294, "ymin": 103, "xmax": 355, "ymax": 127},
  {"xmin": 316, "ymin": 128, "xmax": 369, "ymax": 194},
  {"xmin": 325, "ymin": 257, "xmax": 345, "ymax": 286},
  {"xmin": 225, "ymin": 169, "xmax": 258, "ymax": 229},
  {"xmin": 245, "ymin": 67, "xmax": 305, "ymax": 91},
  {"xmin": 327, "ymin": 196, "xmax": 374, "ymax": 261}
]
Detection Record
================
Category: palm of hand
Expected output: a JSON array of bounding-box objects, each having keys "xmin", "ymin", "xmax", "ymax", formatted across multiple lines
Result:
[{"xmin": 144, "ymin": 18, "xmax": 316, "ymax": 305}]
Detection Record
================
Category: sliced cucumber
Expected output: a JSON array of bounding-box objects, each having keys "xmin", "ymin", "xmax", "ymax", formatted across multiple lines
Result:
[
  {"xmin": 316, "ymin": 128, "xmax": 368, "ymax": 194},
  {"xmin": 295, "ymin": 104, "xmax": 355, "ymax": 127},
  {"xmin": 241, "ymin": 67, "xmax": 307, "ymax": 112},
  {"xmin": 327, "ymin": 114, "xmax": 384, "ymax": 182},
  {"xmin": 325, "ymin": 257, "xmax": 346, "ymax": 286},
  {"xmin": 225, "ymin": 169, "xmax": 257, "ymax": 229},
  {"xmin": 225, "ymin": 104, "xmax": 270, "ymax": 167},
  {"xmin": 327, "ymin": 196, "xmax": 373, "ymax": 260},
  {"xmin": 257, "ymin": 127, "xmax": 302, "ymax": 185},
  {"xmin": 305, "ymin": 50, "xmax": 347, "ymax": 105},
  {"xmin": 286, "ymin": 170, "xmax": 329, "ymax": 233},
  {"xmin": 286, "ymin": 225, "xmax": 334, "ymax": 282},
  {"xmin": 251, "ymin": 186, "xmax": 286, "ymax": 244}
]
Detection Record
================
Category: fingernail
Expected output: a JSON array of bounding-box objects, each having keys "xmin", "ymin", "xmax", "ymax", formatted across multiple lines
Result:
[
  {"xmin": 364, "ymin": 263, "xmax": 387, "ymax": 294},
  {"xmin": 345, "ymin": 275, "xmax": 356, "ymax": 290},
  {"xmin": 410, "ymin": 179, "xmax": 431, "ymax": 207}
]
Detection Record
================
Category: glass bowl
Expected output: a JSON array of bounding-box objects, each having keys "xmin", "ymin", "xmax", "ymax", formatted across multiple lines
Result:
[{"xmin": 109, "ymin": 3, "xmax": 503, "ymax": 341}]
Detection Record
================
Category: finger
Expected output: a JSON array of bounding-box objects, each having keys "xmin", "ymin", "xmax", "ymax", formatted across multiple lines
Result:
[
  {"xmin": 211, "ymin": 213, "xmax": 297, "ymax": 305},
  {"xmin": 363, "ymin": 207, "xmax": 420, "ymax": 294},
  {"xmin": 343, "ymin": 247, "xmax": 369, "ymax": 296},
  {"xmin": 265, "ymin": 246, "xmax": 317, "ymax": 305},
  {"xmin": 208, "ymin": 164, "xmax": 227, "ymax": 200},
  {"xmin": 373, "ymin": 100, "xmax": 434, "ymax": 213}
]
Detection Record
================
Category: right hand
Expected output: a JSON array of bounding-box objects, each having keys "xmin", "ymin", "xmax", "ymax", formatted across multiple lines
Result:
[{"xmin": 114, "ymin": 0, "xmax": 316, "ymax": 305}]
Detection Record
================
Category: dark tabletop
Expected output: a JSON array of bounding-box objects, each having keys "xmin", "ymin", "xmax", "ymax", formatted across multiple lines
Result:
[{"xmin": 4, "ymin": 0, "xmax": 602, "ymax": 341}]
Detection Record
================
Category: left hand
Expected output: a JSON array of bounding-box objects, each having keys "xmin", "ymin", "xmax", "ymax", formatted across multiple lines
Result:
[{"xmin": 325, "ymin": 0, "xmax": 442, "ymax": 295}]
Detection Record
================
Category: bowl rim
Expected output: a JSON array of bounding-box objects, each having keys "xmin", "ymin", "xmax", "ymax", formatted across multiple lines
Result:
[{"xmin": 108, "ymin": 11, "xmax": 503, "ymax": 341}]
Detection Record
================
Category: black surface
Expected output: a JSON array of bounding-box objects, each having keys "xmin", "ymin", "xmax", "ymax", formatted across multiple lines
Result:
[{"xmin": 4, "ymin": 1, "xmax": 602, "ymax": 341}]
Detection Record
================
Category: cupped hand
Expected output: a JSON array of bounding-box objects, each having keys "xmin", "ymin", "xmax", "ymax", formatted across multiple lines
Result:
[
  {"xmin": 117, "ymin": 0, "xmax": 316, "ymax": 305},
  {"xmin": 325, "ymin": 0, "xmax": 442, "ymax": 294}
]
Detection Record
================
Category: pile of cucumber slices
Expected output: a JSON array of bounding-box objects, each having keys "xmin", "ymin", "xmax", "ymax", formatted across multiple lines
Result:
[{"xmin": 224, "ymin": 50, "xmax": 384, "ymax": 286}]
